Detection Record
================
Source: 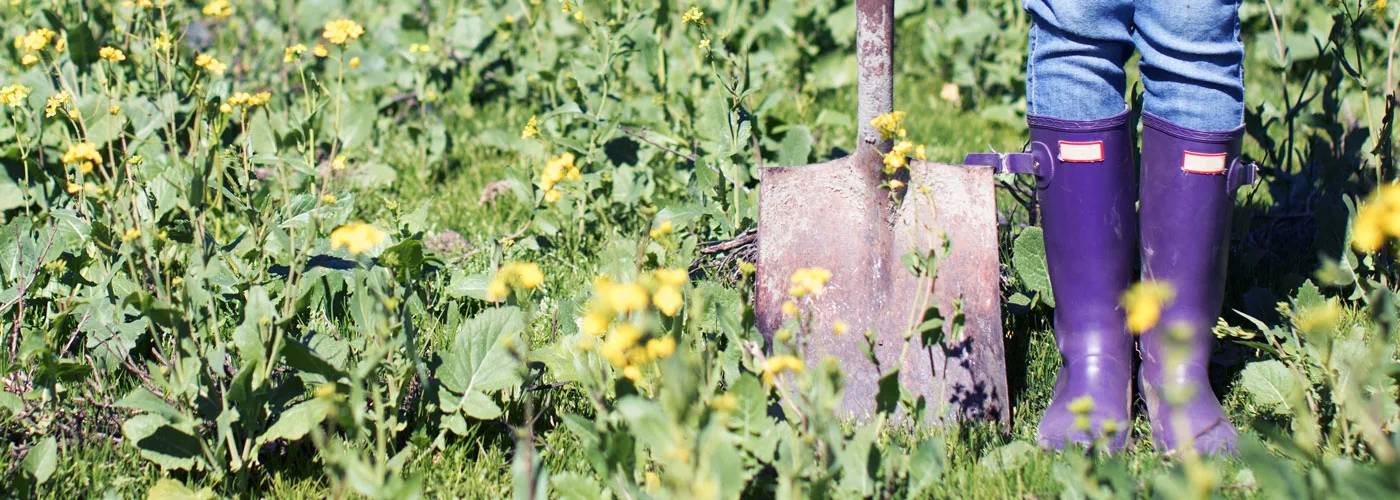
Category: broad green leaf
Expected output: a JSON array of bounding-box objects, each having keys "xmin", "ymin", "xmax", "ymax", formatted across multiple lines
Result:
[
  {"xmin": 551, "ymin": 472, "xmax": 604, "ymax": 500},
  {"xmin": 777, "ymin": 126, "xmax": 813, "ymax": 166},
  {"xmin": 22, "ymin": 436, "xmax": 57, "ymax": 485},
  {"xmin": 146, "ymin": 478, "xmax": 215, "ymax": 500},
  {"xmin": 1012, "ymin": 227, "xmax": 1054, "ymax": 307},
  {"xmin": 122, "ymin": 414, "xmax": 202, "ymax": 470},
  {"xmin": 1239, "ymin": 360, "xmax": 1301, "ymax": 415},
  {"xmin": 257, "ymin": 398, "xmax": 333, "ymax": 444},
  {"xmin": 438, "ymin": 307, "xmax": 524, "ymax": 419}
]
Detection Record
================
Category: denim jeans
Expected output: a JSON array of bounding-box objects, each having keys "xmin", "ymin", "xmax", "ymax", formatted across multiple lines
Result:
[{"xmin": 1024, "ymin": 0, "xmax": 1245, "ymax": 132}]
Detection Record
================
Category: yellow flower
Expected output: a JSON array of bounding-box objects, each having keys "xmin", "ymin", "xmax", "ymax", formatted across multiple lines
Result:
[
  {"xmin": 520, "ymin": 115, "xmax": 539, "ymax": 139},
  {"xmin": 654, "ymin": 268, "xmax": 688, "ymax": 287},
  {"xmin": 649, "ymin": 219, "xmax": 673, "ymax": 239},
  {"xmin": 313, "ymin": 44, "xmax": 329, "ymax": 58},
  {"xmin": 0, "ymin": 84, "xmax": 30, "ymax": 107},
  {"xmin": 486, "ymin": 262, "xmax": 545, "ymax": 301},
  {"xmin": 869, "ymin": 111, "xmax": 907, "ymax": 140},
  {"xmin": 781, "ymin": 300, "xmax": 799, "ymax": 317},
  {"xmin": 409, "ymin": 43, "xmax": 431, "ymax": 54},
  {"xmin": 1067, "ymin": 395, "xmax": 1095, "ymax": 415},
  {"xmin": 603, "ymin": 281, "xmax": 649, "ymax": 313},
  {"xmin": 62, "ymin": 142, "xmax": 103, "ymax": 173},
  {"xmin": 20, "ymin": 54, "xmax": 39, "ymax": 66},
  {"xmin": 320, "ymin": 194, "xmax": 337, "ymax": 204},
  {"xmin": 99, "ymin": 46, "xmax": 126, "ymax": 62},
  {"xmin": 201, "ymin": 0, "xmax": 232, "ymax": 18},
  {"xmin": 883, "ymin": 140, "xmax": 918, "ymax": 174},
  {"xmin": 787, "ymin": 267, "xmax": 832, "ymax": 298},
  {"xmin": 195, "ymin": 53, "xmax": 227, "ymax": 75},
  {"xmin": 762, "ymin": 355, "xmax": 805, "ymax": 385},
  {"xmin": 1122, "ymin": 281, "xmax": 1176, "ymax": 334},
  {"xmin": 1353, "ymin": 203, "xmax": 1385, "ymax": 253},
  {"xmin": 16, "ymin": 28, "xmax": 57, "ymax": 53},
  {"xmin": 44, "ymin": 91, "xmax": 69, "ymax": 117},
  {"xmin": 322, "ymin": 19, "xmax": 366, "ymax": 46},
  {"xmin": 348, "ymin": 56, "xmax": 360, "ymax": 69},
  {"xmin": 580, "ymin": 310, "xmax": 611, "ymax": 337},
  {"xmin": 681, "ymin": 6, "xmax": 705, "ymax": 25},
  {"xmin": 283, "ymin": 44, "xmax": 307, "ymax": 63},
  {"xmin": 121, "ymin": 228, "xmax": 142, "ymax": 242},
  {"xmin": 1295, "ymin": 301, "xmax": 1342, "ymax": 335},
  {"xmin": 653, "ymin": 285, "xmax": 683, "ymax": 316},
  {"xmin": 622, "ymin": 365, "xmax": 642, "ymax": 381},
  {"xmin": 543, "ymin": 188, "xmax": 562, "ymax": 203},
  {"xmin": 645, "ymin": 337, "xmax": 676, "ymax": 359},
  {"xmin": 833, "ymin": 321, "xmax": 848, "ymax": 336},
  {"xmin": 226, "ymin": 91, "xmax": 273, "ymax": 110},
  {"xmin": 710, "ymin": 393, "xmax": 738, "ymax": 412},
  {"xmin": 329, "ymin": 222, "xmax": 388, "ymax": 255},
  {"xmin": 698, "ymin": 36, "xmax": 711, "ymax": 52}
]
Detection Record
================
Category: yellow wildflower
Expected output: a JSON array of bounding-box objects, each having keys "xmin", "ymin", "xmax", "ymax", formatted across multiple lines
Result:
[
  {"xmin": 788, "ymin": 267, "xmax": 832, "ymax": 298},
  {"xmin": 348, "ymin": 56, "xmax": 360, "ymax": 69},
  {"xmin": 62, "ymin": 142, "xmax": 103, "ymax": 174},
  {"xmin": 201, "ymin": 0, "xmax": 232, "ymax": 18},
  {"xmin": 710, "ymin": 393, "xmax": 738, "ymax": 412},
  {"xmin": 0, "ymin": 84, "xmax": 30, "ymax": 107},
  {"xmin": 580, "ymin": 309, "xmax": 611, "ymax": 337},
  {"xmin": 313, "ymin": 44, "xmax": 329, "ymax": 58},
  {"xmin": 485, "ymin": 262, "xmax": 545, "ymax": 301},
  {"xmin": 762, "ymin": 355, "xmax": 805, "ymax": 385},
  {"xmin": 649, "ymin": 219, "xmax": 673, "ymax": 239},
  {"xmin": 833, "ymin": 321, "xmax": 848, "ymax": 336},
  {"xmin": 99, "ymin": 46, "xmax": 126, "ymax": 62},
  {"xmin": 121, "ymin": 228, "xmax": 142, "ymax": 242},
  {"xmin": 645, "ymin": 337, "xmax": 676, "ymax": 359},
  {"xmin": 543, "ymin": 188, "xmax": 562, "ymax": 203},
  {"xmin": 329, "ymin": 222, "xmax": 388, "ymax": 255},
  {"xmin": 20, "ymin": 54, "xmax": 39, "ymax": 66},
  {"xmin": 195, "ymin": 53, "xmax": 226, "ymax": 75},
  {"xmin": 781, "ymin": 300, "xmax": 799, "ymax": 317},
  {"xmin": 322, "ymin": 19, "xmax": 366, "ymax": 46},
  {"xmin": 653, "ymin": 285, "xmax": 683, "ymax": 316},
  {"xmin": 698, "ymin": 36, "xmax": 711, "ymax": 52},
  {"xmin": 602, "ymin": 281, "xmax": 649, "ymax": 313},
  {"xmin": 16, "ymin": 28, "xmax": 57, "ymax": 53},
  {"xmin": 681, "ymin": 6, "xmax": 705, "ymax": 25},
  {"xmin": 1122, "ymin": 281, "xmax": 1176, "ymax": 334},
  {"xmin": 1353, "ymin": 203, "xmax": 1385, "ymax": 253},
  {"xmin": 869, "ymin": 111, "xmax": 907, "ymax": 140},
  {"xmin": 1295, "ymin": 301, "xmax": 1342, "ymax": 335},
  {"xmin": 520, "ymin": 115, "xmax": 539, "ymax": 139},
  {"xmin": 320, "ymin": 194, "xmax": 337, "ymax": 204},
  {"xmin": 622, "ymin": 365, "xmax": 642, "ymax": 381},
  {"xmin": 44, "ymin": 91, "xmax": 70, "ymax": 117},
  {"xmin": 283, "ymin": 44, "xmax": 307, "ymax": 63},
  {"xmin": 409, "ymin": 43, "xmax": 431, "ymax": 54},
  {"xmin": 654, "ymin": 268, "xmax": 688, "ymax": 287}
]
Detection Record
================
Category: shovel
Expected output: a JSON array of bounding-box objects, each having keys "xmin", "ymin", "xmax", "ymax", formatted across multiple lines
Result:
[{"xmin": 756, "ymin": 0, "xmax": 1017, "ymax": 427}]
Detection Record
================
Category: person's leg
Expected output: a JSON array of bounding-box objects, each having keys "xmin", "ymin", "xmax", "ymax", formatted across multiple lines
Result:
[
  {"xmin": 1023, "ymin": 0, "xmax": 1136, "ymax": 450},
  {"xmin": 1133, "ymin": 0, "xmax": 1247, "ymax": 454}
]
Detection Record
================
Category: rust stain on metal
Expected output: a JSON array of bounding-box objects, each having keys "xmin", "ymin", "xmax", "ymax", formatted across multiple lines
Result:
[{"xmin": 755, "ymin": 0, "xmax": 1009, "ymax": 429}]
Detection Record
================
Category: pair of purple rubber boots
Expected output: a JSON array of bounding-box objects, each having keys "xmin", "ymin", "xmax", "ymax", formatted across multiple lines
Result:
[{"xmin": 1020, "ymin": 111, "xmax": 1252, "ymax": 453}]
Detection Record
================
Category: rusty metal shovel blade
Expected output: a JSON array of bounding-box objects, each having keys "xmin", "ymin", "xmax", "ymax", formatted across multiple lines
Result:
[{"xmin": 757, "ymin": 151, "xmax": 1010, "ymax": 427}]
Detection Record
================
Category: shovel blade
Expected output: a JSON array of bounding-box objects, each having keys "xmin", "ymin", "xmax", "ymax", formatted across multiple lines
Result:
[{"xmin": 757, "ymin": 155, "xmax": 1009, "ymax": 428}]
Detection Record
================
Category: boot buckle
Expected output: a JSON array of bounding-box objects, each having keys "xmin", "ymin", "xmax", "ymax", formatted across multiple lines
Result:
[{"xmin": 1226, "ymin": 158, "xmax": 1258, "ymax": 195}]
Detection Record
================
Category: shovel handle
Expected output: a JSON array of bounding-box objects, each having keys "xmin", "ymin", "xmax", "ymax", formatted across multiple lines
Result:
[{"xmin": 856, "ymin": 0, "xmax": 894, "ymax": 153}]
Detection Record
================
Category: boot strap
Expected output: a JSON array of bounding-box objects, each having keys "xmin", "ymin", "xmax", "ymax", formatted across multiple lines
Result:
[
  {"xmin": 963, "ymin": 141, "xmax": 1054, "ymax": 179},
  {"xmin": 1226, "ymin": 158, "xmax": 1258, "ymax": 195}
]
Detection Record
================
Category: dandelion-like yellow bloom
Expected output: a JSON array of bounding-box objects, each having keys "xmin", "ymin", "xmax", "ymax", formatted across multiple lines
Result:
[
  {"xmin": 1121, "ymin": 281, "xmax": 1175, "ymax": 334},
  {"xmin": 602, "ymin": 281, "xmax": 649, "ymax": 313},
  {"xmin": 283, "ymin": 44, "xmax": 307, "ymax": 63},
  {"xmin": 322, "ymin": 19, "xmax": 366, "ymax": 46},
  {"xmin": 121, "ymin": 228, "xmax": 142, "ymax": 242},
  {"xmin": 409, "ymin": 43, "xmax": 432, "ymax": 54},
  {"xmin": 645, "ymin": 337, "xmax": 676, "ymax": 359},
  {"xmin": 788, "ymin": 267, "xmax": 832, "ymax": 298},
  {"xmin": 681, "ymin": 6, "xmax": 705, "ymax": 25},
  {"xmin": 781, "ymin": 300, "xmax": 799, "ymax": 317},
  {"xmin": 520, "ymin": 115, "xmax": 539, "ymax": 139},
  {"xmin": 870, "ymin": 111, "xmax": 907, "ymax": 140},
  {"xmin": 226, "ymin": 91, "xmax": 272, "ymax": 110},
  {"xmin": 16, "ymin": 28, "xmax": 57, "ymax": 53},
  {"xmin": 0, "ymin": 84, "xmax": 30, "ymax": 108},
  {"xmin": 761, "ymin": 355, "xmax": 805, "ymax": 385},
  {"xmin": 833, "ymin": 321, "xmax": 848, "ymax": 336},
  {"xmin": 99, "ymin": 46, "xmax": 126, "ymax": 62},
  {"xmin": 698, "ymin": 36, "xmax": 711, "ymax": 52},
  {"xmin": 195, "ymin": 53, "xmax": 227, "ymax": 75},
  {"xmin": 580, "ymin": 309, "xmax": 611, "ymax": 337},
  {"xmin": 62, "ymin": 142, "xmax": 103, "ymax": 174},
  {"xmin": 649, "ymin": 219, "xmax": 673, "ymax": 239},
  {"xmin": 201, "ymin": 0, "xmax": 232, "ymax": 18},
  {"xmin": 1295, "ymin": 301, "xmax": 1342, "ymax": 335},
  {"xmin": 329, "ymin": 222, "xmax": 387, "ymax": 255},
  {"xmin": 652, "ymin": 285, "xmax": 683, "ymax": 316},
  {"xmin": 538, "ymin": 152, "xmax": 580, "ymax": 203},
  {"xmin": 348, "ymin": 56, "xmax": 360, "ymax": 69},
  {"xmin": 44, "ymin": 91, "xmax": 70, "ymax": 118},
  {"xmin": 485, "ymin": 262, "xmax": 545, "ymax": 301},
  {"xmin": 313, "ymin": 44, "xmax": 329, "ymax": 58}
]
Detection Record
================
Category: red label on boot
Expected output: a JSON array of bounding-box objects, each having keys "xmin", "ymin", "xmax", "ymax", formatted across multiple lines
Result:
[
  {"xmin": 1058, "ymin": 141, "xmax": 1104, "ymax": 163},
  {"xmin": 1182, "ymin": 151, "xmax": 1228, "ymax": 174}
]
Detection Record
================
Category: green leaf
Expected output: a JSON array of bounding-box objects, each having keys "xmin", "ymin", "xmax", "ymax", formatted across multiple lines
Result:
[
  {"xmin": 1239, "ymin": 360, "xmax": 1301, "ymax": 415},
  {"xmin": 22, "ymin": 436, "xmax": 57, "ymax": 485},
  {"xmin": 146, "ymin": 478, "xmax": 216, "ymax": 500},
  {"xmin": 122, "ymin": 414, "xmax": 202, "ymax": 470},
  {"xmin": 115, "ymin": 388, "xmax": 183, "ymax": 421},
  {"xmin": 876, "ymin": 370, "xmax": 901, "ymax": 415},
  {"xmin": 257, "ymin": 398, "xmax": 333, "ymax": 444},
  {"xmin": 550, "ymin": 472, "xmax": 604, "ymax": 500},
  {"xmin": 908, "ymin": 436, "xmax": 946, "ymax": 497},
  {"xmin": 777, "ymin": 126, "xmax": 813, "ymax": 166},
  {"xmin": 438, "ymin": 307, "xmax": 524, "ymax": 419},
  {"xmin": 1012, "ymin": 227, "xmax": 1054, "ymax": 307}
]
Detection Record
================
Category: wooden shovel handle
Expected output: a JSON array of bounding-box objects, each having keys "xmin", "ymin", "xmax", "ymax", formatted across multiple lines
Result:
[{"xmin": 856, "ymin": 0, "xmax": 894, "ymax": 153}]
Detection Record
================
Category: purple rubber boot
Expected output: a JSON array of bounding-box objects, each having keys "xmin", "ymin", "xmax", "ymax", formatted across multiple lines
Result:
[
  {"xmin": 1138, "ymin": 112, "xmax": 1254, "ymax": 454},
  {"xmin": 1032, "ymin": 110, "xmax": 1137, "ymax": 451}
]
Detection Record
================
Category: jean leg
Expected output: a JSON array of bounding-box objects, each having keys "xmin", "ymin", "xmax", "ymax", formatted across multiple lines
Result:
[
  {"xmin": 1024, "ymin": 0, "xmax": 1135, "ymax": 121},
  {"xmin": 1133, "ymin": 0, "xmax": 1245, "ymax": 132}
]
